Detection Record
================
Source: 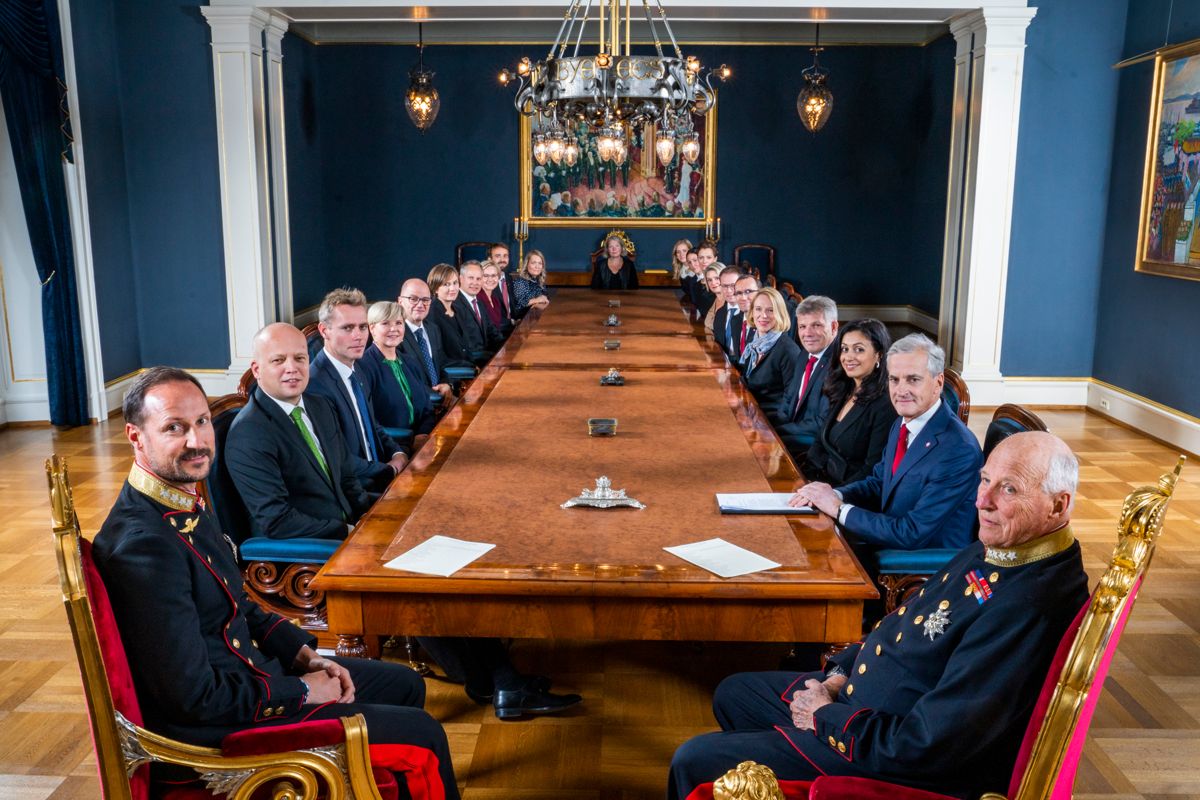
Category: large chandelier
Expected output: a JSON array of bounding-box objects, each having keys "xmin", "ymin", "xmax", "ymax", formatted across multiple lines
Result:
[{"xmin": 499, "ymin": 0, "xmax": 729, "ymax": 165}]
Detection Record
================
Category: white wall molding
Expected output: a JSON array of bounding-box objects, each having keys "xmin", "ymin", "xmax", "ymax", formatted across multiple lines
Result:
[
  {"xmin": 999, "ymin": 378, "xmax": 1089, "ymax": 407},
  {"xmin": 1087, "ymin": 381, "xmax": 1200, "ymax": 458},
  {"xmin": 264, "ymin": 12, "xmax": 294, "ymax": 325},
  {"xmin": 201, "ymin": 5, "xmax": 276, "ymax": 375}
]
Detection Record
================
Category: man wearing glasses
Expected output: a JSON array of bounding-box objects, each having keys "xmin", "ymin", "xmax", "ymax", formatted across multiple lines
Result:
[
  {"xmin": 397, "ymin": 278, "xmax": 454, "ymax": 403},
  {"xmin": 730, "ymin": 273, "xmax": 761, "ymax": 365},
  {"xmin": 712, "ymin": 265, "xmax": 744, "ymax": 359}
]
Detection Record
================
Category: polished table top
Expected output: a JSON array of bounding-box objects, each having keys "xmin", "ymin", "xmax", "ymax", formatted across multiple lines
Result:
[{"xmin": 313, "ymin": 290, "xmax": 875, "ymax": 648}]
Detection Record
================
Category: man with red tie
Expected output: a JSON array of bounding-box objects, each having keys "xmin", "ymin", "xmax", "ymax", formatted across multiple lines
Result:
[
  {"xmin": 488, "ymin": 242, "xmax": 515, "ymax": 318},
  {"xmin": 728, "ymin": 273, "xmax": 760, "ymax": 366},
  {"xmin": 772, "ymin": 296, "xmax": 839, "ymax": 456},
  {"xmin": 790, "ymin": 333, "xmax": 981, "ymax": 551},
  {"xmin": 454, "ymin": 261, "xmax": 505, "ymax": 361}
]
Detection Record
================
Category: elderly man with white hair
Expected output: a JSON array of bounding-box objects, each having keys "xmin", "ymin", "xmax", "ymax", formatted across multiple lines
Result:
[
  {"xmin": 670, "ymin": 431, "xmax": 1089, "ymax": 800},
  {"xmin": 791, "ymin": 333, "xmax": 982, "ymax": 551}
]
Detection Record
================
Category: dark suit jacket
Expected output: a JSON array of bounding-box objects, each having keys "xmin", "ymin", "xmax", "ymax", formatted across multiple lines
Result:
[
  {"xmin": 591, "ymin": 257, "xmax": 639, "ymax": 290},
  {"xmin": 93, "ymin": 478, "xmax": 316, "ymax": 745},
  {"xmin": 429, "ymin": 301, "xmax": 476, "ymax": 366},
  {"xmin": 740, "ymin": 335, "xmax": 801, "ymax": 419},
  {"xmin": 771, "ymin": 347, "xmax": 834, "ymax": 434},
  {"xmin": 712, "ymin": 304, "xmax": 743, "ymax": 358},
  {"xmin": 358, "ymin": 342, "xmax": 435, "ymax": 436},
  {"xmin": 225, "ymin": 388, "xmax": 370, "ymax": 540},
  {"xmin": 399, "ymin": 320, "xmax": 465, "ymax": 386},
  {"xmin": 453, "ymin": 292, "xmax": 504, "ymax": 354},
  {"xmin": 803, "ymin": 390, "xmax": 898, "ymax": 485},
  {"xmin": 838, "ymin": 401, "xmax": 983, "ymax": 550},
  {"xmin": 307, "ymin": 350, "xmax": 403, "ymax": 491}
]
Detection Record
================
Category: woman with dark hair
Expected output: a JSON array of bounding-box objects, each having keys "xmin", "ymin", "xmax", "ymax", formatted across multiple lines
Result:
[
  {"xmin": 427, "ymin": 262, "xmax": 475, "ymax": 365},
  {"xmin": 802, "ymin": 318, "xmax": 898, "ymax": 485}
]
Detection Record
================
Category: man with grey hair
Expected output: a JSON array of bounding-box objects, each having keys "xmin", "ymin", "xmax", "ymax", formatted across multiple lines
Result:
[
  {"xmin": 772, "ymin": 295, "xmax": 839, "ymax": 455},
  {"xmin": 456, "ymin": 260, "xmax": 504, "ymax": 360},
  {"xmin": 671, "ymin": 431, "xmax": 1087, "ymax": 800},
  {"xmin": 792, "ymin": 332, "xmax": 982, "ymax": 550}
]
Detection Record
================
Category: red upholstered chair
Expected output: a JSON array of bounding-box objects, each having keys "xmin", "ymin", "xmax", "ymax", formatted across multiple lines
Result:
[
  {"xmin": 46, "ymin": 455, "xmax": 394, "ymax": 799},
  {"xmin": 692, "ymin": 457, "xmax": 1185, "ymax": 800}
]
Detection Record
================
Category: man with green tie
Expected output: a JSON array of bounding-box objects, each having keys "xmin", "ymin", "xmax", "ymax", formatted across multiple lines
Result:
[{"xmin": 225, "ymin": 323, "xmax": 372, "ymax": 539}]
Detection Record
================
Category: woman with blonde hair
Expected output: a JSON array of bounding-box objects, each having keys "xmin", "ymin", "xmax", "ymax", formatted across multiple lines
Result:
[
  {"xmin": 738, "ymin": 287, "xmax": 802, "ymax": 418},
  {"xmin": 512, "ymin": 249, "xmax": 551, "ymax": 317},
  {"xmin": 591, "ymin": 234, "xmax": 639, "ymax": 290},
  {"xmin": 359, "ymin": 301, "xmax": 435, "ymax": 447},
  {"xmin": 671, "ymin": 238, "xmax": 694, "ymax": 279},
  {"xmin": 478, "ymin": 260, "xmax": 513, "ymax": 335}
]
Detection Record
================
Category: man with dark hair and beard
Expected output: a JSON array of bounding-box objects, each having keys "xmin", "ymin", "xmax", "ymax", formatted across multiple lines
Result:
[{"xmin": 91, "ymin": 367, "xmax": 460, "ymax": 799}]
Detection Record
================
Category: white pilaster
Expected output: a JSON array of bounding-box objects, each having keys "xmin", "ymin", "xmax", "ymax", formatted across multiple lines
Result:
[
  {"xmin": 201, "ymin": 6, "xmax": 275, "ymax": 374},
  {"xmin": 264, "ymin": 13, "xmax": 294, "ymax": 324},
  {"xmin": 937, "ymin": 27, "xmax": 972, "ymax": 357},
  {"xmin": 942, "ymin": 8, "xmax": 1035, "ymax": 406}
]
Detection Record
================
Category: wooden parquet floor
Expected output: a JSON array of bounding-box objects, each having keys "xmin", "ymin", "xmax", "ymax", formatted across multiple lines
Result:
[{"xmin": 2, "ymin": 409, "xmax": 1199, "ymax": 799}]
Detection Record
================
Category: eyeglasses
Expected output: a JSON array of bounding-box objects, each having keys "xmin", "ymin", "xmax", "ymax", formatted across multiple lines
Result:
[
  {"xmin": 732, "ymin": 288, "xmax": 756, "ymax": 298},
  {"xmin": 402, "ymin": 296, "xmax": 432, "ymax": 305}
]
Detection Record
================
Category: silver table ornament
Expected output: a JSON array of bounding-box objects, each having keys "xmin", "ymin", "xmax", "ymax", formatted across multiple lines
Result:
[{"xmin": 561, "ymin": 476, "xmax": 646, "ymax": 509}]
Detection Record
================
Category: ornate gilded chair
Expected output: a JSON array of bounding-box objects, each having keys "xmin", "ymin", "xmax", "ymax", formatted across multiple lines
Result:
[
  {"xmin": 46, "ymin": 455, "xmax": 393, "ymax": 800},
  {"xmin": 690, "ymin": 457, "xmax": 1185, "ymax": 800},
  {"xmin": 590, "ymin": 229, "xmax": 638, "ymax": 271}
]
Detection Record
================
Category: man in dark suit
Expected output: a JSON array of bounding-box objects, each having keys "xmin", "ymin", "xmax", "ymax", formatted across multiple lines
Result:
[
  {"xmin": 488, "ymin": 242, "xmax": 517, "ymax": 318},
  {"xmin": 455, "ymin": 261, "xmax": 505, "ymax": 361},
  {"xmin": 398, "ymin": 277, "xmax": 466, "ymax": 401},
  {"xmin": 772, "ymin": 295, "xmax": 839, "ymax": 456},
  {"xmin": 94, "ymin": 367, "xmax": 460, "ymax": 799},
  {"xmin": 711, "ymin": 265, "xmax": 744, "ymax": 358},
  {"xmin": 729, "ymin": 273, "xmax": 760, "ymax": 366},
  {"xmin": 671, "ymin": 432, "xmax": 1087, "ymax": 800},
  {"xmin": 791, "ymin": 333, "xmax": 982, "ymax": 551},
  {"xmin": 226, "ymin": 324, "xmax": 372, "ymax": 539},
  {"xmin": 308, "ymin": 288, "xmax": 409, "ymax": 494}
]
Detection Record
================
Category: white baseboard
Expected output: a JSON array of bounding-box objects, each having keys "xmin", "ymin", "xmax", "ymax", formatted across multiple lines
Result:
[
  {"xmin": 1000, "ymin": 378, "xmax": 1090, "ymax": 407},
  {"xmin": 838, "ymin": 305, "xmax": 938, "ymax": 335},
  {"xmin": 1087, "ymin": 380, "xmax": 1200, "ymax": 457},
  {"xmin": 0, "ymin": 383, "xmax": 50, "ymax": 424}
]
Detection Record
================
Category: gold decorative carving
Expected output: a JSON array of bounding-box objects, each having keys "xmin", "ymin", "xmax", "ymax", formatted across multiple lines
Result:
[{"xmin": 712, "ymin": 761, "xmax": 785, "ymax": 800}]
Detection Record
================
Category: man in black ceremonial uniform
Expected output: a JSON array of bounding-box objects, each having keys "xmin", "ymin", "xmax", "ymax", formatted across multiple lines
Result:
[
  {"xmin": 92, "ymin": 367, "xmax": 459, "ymax": 800},
  {"xmin": 669, "ymin": 431, "xmax": 1089, "ymax": 800}
]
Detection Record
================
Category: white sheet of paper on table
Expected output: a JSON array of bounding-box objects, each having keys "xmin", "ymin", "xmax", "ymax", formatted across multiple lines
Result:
[
  {"xmin": 715, "ymin": 492, "xmax": 817, "ymax": 514},
  {"xmin": 382, "ymin": 535, "xmax": 496, "ymax": 577},
  {"xmin": 663, "ymin": 538, "xmax": 782, "ymax": 578}
]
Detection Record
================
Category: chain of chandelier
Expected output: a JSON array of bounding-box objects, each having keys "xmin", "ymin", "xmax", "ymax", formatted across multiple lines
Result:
[{"xmin": 499, "ymin": 0, "xmax": 730, "ymax": 169}]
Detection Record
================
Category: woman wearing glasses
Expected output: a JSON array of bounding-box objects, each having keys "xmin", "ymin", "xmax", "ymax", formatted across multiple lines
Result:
[
  {"xmin": 360, "ymin": 301, "xmax": 436, "ymax": 449},
  {"xmin": 739, "ymin": 287, "xmax": 801, "ymax": 419}
]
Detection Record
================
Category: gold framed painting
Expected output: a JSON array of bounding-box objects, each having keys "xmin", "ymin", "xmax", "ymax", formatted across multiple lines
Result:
[
  {"xmin": 1136, "ymin": 37, "xmax": 1200, "ymax": 280},
  {"xmin": 519, "ymin": 102, "xmax": 716, "ymax": 229}
]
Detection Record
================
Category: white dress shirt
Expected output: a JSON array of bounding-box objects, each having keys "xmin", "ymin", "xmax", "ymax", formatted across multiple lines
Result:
[{"xmin": 264, "ymin": 393, "xmax": 325, "ymax": 456}]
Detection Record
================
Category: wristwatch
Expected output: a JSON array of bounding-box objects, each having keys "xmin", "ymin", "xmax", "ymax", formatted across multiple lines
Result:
[{"xmin": 825, "ymin": 665, "xmax": 847, "ymax": 678}]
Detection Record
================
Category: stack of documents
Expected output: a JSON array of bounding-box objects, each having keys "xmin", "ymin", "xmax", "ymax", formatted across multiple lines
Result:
[{"xmin": 715, "ymin": 493, "xmax": 818, "ymax": 515}]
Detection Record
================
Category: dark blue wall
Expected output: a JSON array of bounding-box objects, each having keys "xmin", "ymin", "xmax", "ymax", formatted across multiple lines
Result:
[
  {"xmin": 72, "ymin": 0, "xmax": 228, "ymax": 379},
  {"xmin": 285, "ymin": 39, "xmax": 953, "ymax": 312},
  {"xmin": 1091, "ymin": 0, "xmax": 1200, "ymax": 412},
  {"xmin": 1000, "ymin": 0, "xmax": 1127, "ymax": 377}
]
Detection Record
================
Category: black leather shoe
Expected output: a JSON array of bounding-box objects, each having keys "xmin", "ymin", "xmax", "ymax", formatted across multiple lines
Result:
[
  {"xmin": 465, "ymin": 675, "xmax": 552, "ymax": 706},
  {"xmin": 493, "ymin": 685, "xmax": 582, "ymax": 720}
]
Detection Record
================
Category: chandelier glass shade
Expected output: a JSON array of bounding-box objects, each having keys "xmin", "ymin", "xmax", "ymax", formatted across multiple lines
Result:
[
  {"xmin": 796, "ymin": 27, "xmax": 832, "ymax": 133},
  {"xmin": 499, "ymin": 0, "xmax": 729, "ymax": 166},
  {"xmin": 405, "ymin": 24, "xmax": 440, "ymax": 131}
]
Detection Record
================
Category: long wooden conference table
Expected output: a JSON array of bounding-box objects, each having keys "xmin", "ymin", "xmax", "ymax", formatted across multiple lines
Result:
[{"xmin": 312, "ymin": 290, "xmax": 876, "ymax": 658}]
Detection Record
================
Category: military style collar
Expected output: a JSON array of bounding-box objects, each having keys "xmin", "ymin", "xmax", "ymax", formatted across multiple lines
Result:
[
  {"xmin": 984, "ymin": 524, "xmax": 1075, "ymax": 567},
  {"xmin": 128, "ymin": 463, "xmax": 200, "ymax": 512}
]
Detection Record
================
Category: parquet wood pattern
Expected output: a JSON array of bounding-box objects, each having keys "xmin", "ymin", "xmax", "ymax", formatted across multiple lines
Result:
[{"xmin": 1, "ymin": 409, "xmax": 1197, "ymax": 798}]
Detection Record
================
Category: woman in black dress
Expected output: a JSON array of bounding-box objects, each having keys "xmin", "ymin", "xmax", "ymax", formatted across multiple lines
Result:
[
  {"xmin": 591, "ymin": 235, "xmax": 639, "ymax": 290},
  {"xmin": 511, "ymin": 249, "xmax": 551, "ymax": 318},
  {"xmin": 738, "ymin": 287, "xmax": 801, "ymax": 418},
  {"xmin": 803, "ymin": 318, "xmax": 898, "ymax": 485},
  {"xmin": 426, "ymin": 262, "xmax": 474, "ymax": 366}
]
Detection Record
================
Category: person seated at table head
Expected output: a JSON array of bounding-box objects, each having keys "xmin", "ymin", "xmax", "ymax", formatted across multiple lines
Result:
[
  {"xmin": 307, "ymin": 288, "xmax": 409, "ymax": 494},
  {"xmin": 361, "ymin": 301, "xmax": 436, "ymax": 447},
  {"xmin": 711, "ymin": 265, "xmax": 744, "ymax": 356},
  {"xmin": 790, "ymin": 332, "xmax": 982, "ymax": 551},
  {"xmin": 397, "ymin": 277, "xmax": 455, "ymax": 403},
  {"xmin": 802, "ymin": 319, "xmax": 898, "ymax": 486},
  {"xmin": 669, "ymin": 431, "xmax": 1087, "ymax": 800},
  {"xmin": 771, "ymin": 295, "xmax": 840, "ymax": 453},
  {"xmin": 512, "ymin": 249, "xmax": 551, "ymax": 316},
  {"xmin": 592, "ymin": 234, "xmax": 639, "ymax": 290},
  {"xmin": 738, "ymin": 287, "xmax": 801, "ymax": 419},
  {"xmin": 479, "ymin": 260, "xmax": 514, "ymax": 336},
  {"xmin": 455, "ymin": 260, "xmax": 505, "ymax": 358},
  {"xmin": 93, "ymin": 367, "xmax": 461, "ymax": 800},
  {"xmin": 701, "ymin": 266, "xmax": 723, "ymax": 332},
  {"xmin": 729, "ymin": 273, "xmax": 761, "ymax": 364},
  {"xmin": 427, "ymin": 262, "xmax": 478, "ymax": 367},
  {"xmin": 672, "ymin": 237, "xmax": 694, "ymax": 279},
  {"xmin": 226, "ymin": 323, "xmax": 373, "ymax": 540}
]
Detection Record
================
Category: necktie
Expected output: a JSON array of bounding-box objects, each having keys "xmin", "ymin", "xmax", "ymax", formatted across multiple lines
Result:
[
  {"xmin": 289, "ymin": 407, "xmax": 329, "ymax": 478},
  {"xmin": 793, "ymin": 354, "xmax": 818, "ymax": 419},
  {"xmin": 349, "ymin": 372, "xmax": 379, "ymax": 460},
  {"xmin": 739, "ymin": 323, "xmax": 748, "ymax": 354},
  {"xmin": 500, "ymin": 277, "xmax": 510, "ymax": 311},
  {"xmin": 891, "ymin": 424, "xmax": 910, "ymax": 475},
  {"xmin": 470, "ymin": 296, "xmax": 482, "ymax": 323},
  {"xmin": 724, "ymin": 308, "xmax": 733, "ymax": 348},
  {"xmin": 414, "ymin": 327, "xmax": 437, "ymax": 385}
]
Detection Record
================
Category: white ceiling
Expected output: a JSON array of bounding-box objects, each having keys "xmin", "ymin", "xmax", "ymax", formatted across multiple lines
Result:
[{"xmin": 212, "ymin": 1, "xmax": 1018, "ymax": 46}]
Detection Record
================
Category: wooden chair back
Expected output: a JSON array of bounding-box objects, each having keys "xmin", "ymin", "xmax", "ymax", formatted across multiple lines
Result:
[
  {"xmin": 984, "ymin": 404, "xmax": 1049, "ymax": 459},
  {"xmin": 456, "ymin": 241, "xmax": 493, "ymax": 266},
  {"xmin": 942, "ymin": 367, "xmax": 970, "ymax": 424},
  {"xmin": 732, "ymin": 243, "xmax": 777, "ymax": 280}
]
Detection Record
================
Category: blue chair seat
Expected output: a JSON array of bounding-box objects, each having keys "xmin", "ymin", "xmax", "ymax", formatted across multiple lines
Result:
[
  {"xmin": 876, "ymin": 548, "xmax": 959, "ymax": 574},
  {"xmin": 444, "ymin": 366, "xmax": 476, "ymax": 381},
  {"xmin": 240, "ymin": 537, "xmax": 342, "ymax": 564},
  {"xmin": 382, "ymin": 426, "xmax": 413, "ymax": 442},
  {"xmin": 428, "ymin": 390, "xmax": 443, "ymax": 406}
]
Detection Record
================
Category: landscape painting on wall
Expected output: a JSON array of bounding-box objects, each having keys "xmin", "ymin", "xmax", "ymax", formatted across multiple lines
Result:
[{"xmin": 1138, "ymin": 40, "xmax": 1200, "ymax": 280}]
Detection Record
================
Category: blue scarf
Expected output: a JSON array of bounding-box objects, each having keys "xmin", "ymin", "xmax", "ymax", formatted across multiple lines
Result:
[{"xmin": 739, "ymin": 330, "xmax": 782, "ymax": 375}]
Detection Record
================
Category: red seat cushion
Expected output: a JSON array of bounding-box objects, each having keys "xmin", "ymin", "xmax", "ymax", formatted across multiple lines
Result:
[
  {"xmin": 221, "ymin": 719, "xmax": 346, "ymax": 756},
  {"xmin": 809, "ymin": 776, "xmax": 957, "ymax": 800}
]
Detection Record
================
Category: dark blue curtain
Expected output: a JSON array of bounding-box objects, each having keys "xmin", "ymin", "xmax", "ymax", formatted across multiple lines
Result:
[{"xmin": 0, "ymin": 0, "xmax": 88, "ymax": 426}]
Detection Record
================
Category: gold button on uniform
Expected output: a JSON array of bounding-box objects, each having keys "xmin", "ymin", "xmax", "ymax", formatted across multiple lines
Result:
[
  {"xmin": 837, "ymin": 741, "xmax": 846, "ymax": 753},
  {"xmin": 938, "ymin": 600, "xmax": 950, "ymax": 610},
  {"xmin": 918, "ymin": 588, "xmax": 925, "ymax": 597},
  {"xmin": 252, "ymin": 640, "xmax": 258, "ymax": 648},
  {"xmin": 990, "ymin": 572, "xmax": 1000, "ymax": 582},
  {"xmin": 896, "ymin": 632, "xmax": 903, "ymax": 642},
  {"xmin": 263, "ymin": 708, "xmax": 273, "ymax": 717},
  {"xmin": 275, "ymin": 706, "xmax": 284, "ymax": 715},
  {"xmin": 942, "ymin": 574, "xmax": 949, "ymax": 582},
  {"xmin": 875, "ymin": 644, "xmax": 882, "ymax": 656},
  {"xmin": 914, "ymin": 615, "xmax": 924, "ymax": 625},
  {"xmin": 846, "ymin": 684, "xmax": 854, "ymax": 695},
  {"xmin": 206, "ymin": 555, "xmax": 212, "ymax": 564},
  {"xmin": 898, "ymin": 606, "xmax": 906, "ymax": 615},
  {"xmin": 964, "ymin": 585, "xmax": 973, "ymax": 596},
  {"xmin": 858, "ymin": 664, "xmax": 866, "ymax": 674},
  {"xmin": 232, "ymin": 638, "xmax": 241, "ymax": 648},
  {"xmin": 828, "ymin": 736, "xmax": 837, "ymax": 747}
]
